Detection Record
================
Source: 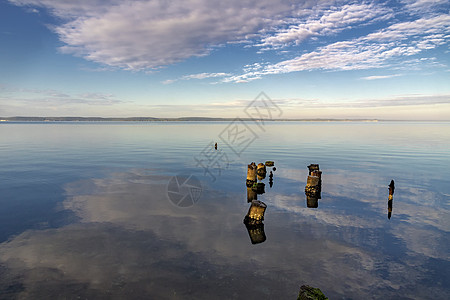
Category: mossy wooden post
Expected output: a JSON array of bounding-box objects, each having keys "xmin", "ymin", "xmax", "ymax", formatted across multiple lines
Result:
[
  {"xmin": 246, "ymin": 162, "xmax": 257, "ymax": 187},
  {"xmin": 305, "ymin": 164, "xmax": 322, "ymax": 208},
  {"xmin": 306, "ymin": 175, "xmax": 320, "ymax": 187},
  {"xmin": 244, "ymin": 200, "xmax": 267, "ymax": 225}
]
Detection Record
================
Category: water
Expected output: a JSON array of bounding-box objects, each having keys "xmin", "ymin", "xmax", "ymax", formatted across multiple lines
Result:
[{"xmin": 0, "ymin": 121, "xmax": 449, "ymax": 299}]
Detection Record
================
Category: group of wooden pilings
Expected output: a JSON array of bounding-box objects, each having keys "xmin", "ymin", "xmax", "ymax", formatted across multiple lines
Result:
[
  {"xmin": 244, "ymin": 161, "xmax": 276, "ymax": 244},
  {"xmin": 305, "ymin": 164, "xmax": 322, "ymax": 208},
  {"xmin": 246, "ymin": 162, "xmax": 273, "ymax": 201},
  {"xmin": 246, "ymin": 162, "xmax": 267, "ymax": 184}
]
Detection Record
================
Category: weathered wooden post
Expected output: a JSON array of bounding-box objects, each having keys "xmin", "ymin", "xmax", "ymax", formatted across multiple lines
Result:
[
  {"xmin": 246, "ymin": 162, "xmax": 257, "ymax": 187},
  {"xmin": 306, "ymin": 175, "xmax": 320, "ymax": 187},
  {"xmin": 244, "ymin": 200, "xmax": 267, "ymax": 225},
  {"xmin": 305, "ymin": 164, "xmax": 322, "ymax": 208},
  {"xmin": 307, "ymin": 164, "xmax": 320, "ymax": 175},
  {"xmin": 257, "ymin": 162, "xmax": 266, "ymax": 180}
]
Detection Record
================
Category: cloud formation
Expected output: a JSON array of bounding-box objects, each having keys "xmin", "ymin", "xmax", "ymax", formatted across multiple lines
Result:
[
  {"xmin": 225, "ymin": 14, "xmax": 450, "ymax": 82},
  {"xmin": 9, "ymin": 0, "xmax": 449, "ymax": 84},
  {"xmin": 10, "ymin": 0, "xmax": 321, "ymax": 70},
  {"xmin": 258, "ymin": 3, "xmax": 393, "ymax": 49}
]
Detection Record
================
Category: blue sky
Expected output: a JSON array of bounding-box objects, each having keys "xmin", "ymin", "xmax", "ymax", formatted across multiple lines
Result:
[{"xmin": 1, "ymin": 0, "xmax": 449, "ymax": 119}]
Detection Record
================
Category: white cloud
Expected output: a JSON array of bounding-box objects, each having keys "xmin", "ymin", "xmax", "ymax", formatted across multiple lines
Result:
[
  {"xmin": 258, "ymin": 3, "xmax": 393, "ymax": 49},
  {"xmin": 225, "ymin": 14, "xmax": 450, "ymax": 82},
  {"xmin": 162, "ymin": 72, "xmax": 232, "ymax": 84},
  {"xmin": 182, "ymin": 72, "xmax": 232, "ymax": 80},
  {"xmin": 361, "ymin": 74, "xmax": 402, "ymax": 80},
  {"xmin": 0, "ymin": 86, "xmax": 124, "ymax": 106},
  {"xmin": 7, "ymin": 0, "xmax": 450, "ymax": 81},
  {"xmin": 401, "ymin": 0, "xmax": 450, "ymax": 14},
  {"xmin": 10, "ymin": 0, "xmax": 323, "ymax": 70}
]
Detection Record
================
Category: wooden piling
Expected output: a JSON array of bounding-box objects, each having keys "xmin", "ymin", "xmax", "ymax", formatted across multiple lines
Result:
[
  {"xmin": 244, "ymin": 200, "xmax": 267, "ymax": 225},
  {"xmin": 257, "ymin": 162, "xmax": 266, "ymax": 178},
  {"xmin": 246, "ymin": 162, "xmax": 257, "ymax": 187},
  {"xmin": 307, "ymin": 164, "xmax": 320, "ymax": 175},
  {"xmin": 305, "ymin": 164, "xmax": 322, "ymax": 202},
  {"xmin": 306, "ymin": 175, "xmax": 320, "ymax": 187}
]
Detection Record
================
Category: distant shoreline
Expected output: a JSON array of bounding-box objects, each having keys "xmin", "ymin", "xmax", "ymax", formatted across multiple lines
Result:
[
  {"xmin": 0, "ymin": 117, "xmax": 447, "ymax": 122},
  {"xmin": 1, "ymin": 117, "xmax": 379, "ymax": 122}
]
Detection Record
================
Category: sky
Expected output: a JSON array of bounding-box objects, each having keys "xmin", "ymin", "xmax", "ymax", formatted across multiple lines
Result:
[{"xmin": 0, "ymin": 0, "xmax": 449, "ymax": 119}]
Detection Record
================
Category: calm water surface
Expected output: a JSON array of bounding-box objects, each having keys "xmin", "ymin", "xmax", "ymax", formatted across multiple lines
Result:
[{"xmin": 0, "ymin": 121, "xmax": 449, "ymax": 299}]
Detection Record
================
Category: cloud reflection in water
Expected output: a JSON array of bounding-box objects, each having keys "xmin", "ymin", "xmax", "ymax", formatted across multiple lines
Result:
[{"xmin": 0, "ymin": 168, "xmax": 449, "ymax": 299}]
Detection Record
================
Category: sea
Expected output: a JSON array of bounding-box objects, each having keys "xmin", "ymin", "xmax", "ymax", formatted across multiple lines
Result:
[{"xmin": 0, "ymin": 121, "xmax": 449, "ymax": 299}]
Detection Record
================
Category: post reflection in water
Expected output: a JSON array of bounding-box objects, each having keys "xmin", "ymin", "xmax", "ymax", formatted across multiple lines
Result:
[
  {"xmin": 243, "ymin": 200, "xmax": 267, "ymax": 245},
  {"xmin": 247, "ymin": 187, "xmax": 257, "ymax": 202},
  {"xmin": 244, "ymin": 222, "xmax": 266, "ymax": 244},
  {"xmin": 269, "ymin": 171, "xmax": 273, "ymax": 188},
  {"xmin": 305, "ymin": 164, "xmax": 322, "ymax": 208},
  {"xmin": 388, "ymin": 180, "xmax": 395, "ymax": 219}
]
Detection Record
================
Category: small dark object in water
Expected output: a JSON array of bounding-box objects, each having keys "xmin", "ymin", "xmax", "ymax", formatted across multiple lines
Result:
[
  {"xmin": 265, "ymin": 161, "xmax": 274, "ymax": 167},
  {"xmin": 214, "ymin": 142, "xmax": 217, "ymax": 150},
  {"xmin": 269, "ymin": 171, "xmax": 273, "ymax": 178},
  {"xmin": 272, "ymin": 167, "xmax": 276, "ymax": 171}
]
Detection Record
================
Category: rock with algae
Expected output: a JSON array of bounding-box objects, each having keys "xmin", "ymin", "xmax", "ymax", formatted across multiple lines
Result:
[{"xmin": 297, "ymin": 285, "xmax": 328, "ymax": 300}]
